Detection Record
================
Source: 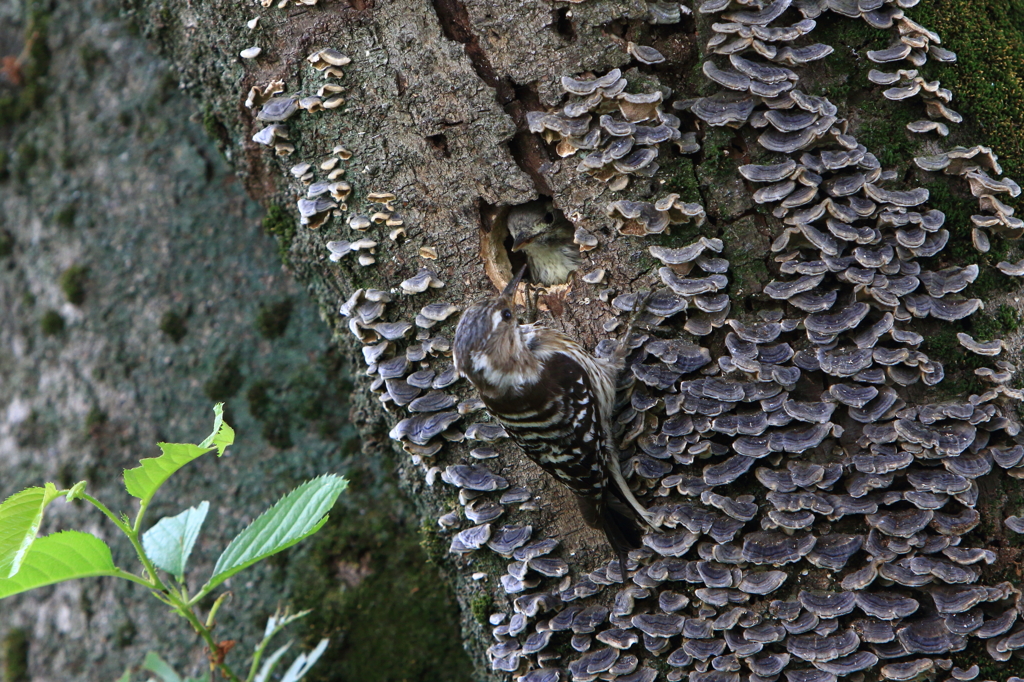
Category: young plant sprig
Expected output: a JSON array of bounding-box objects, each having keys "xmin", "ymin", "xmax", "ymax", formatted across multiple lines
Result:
[{"xmin": 0, "ymin": 404, "xmax": 347, "ymax": 682}]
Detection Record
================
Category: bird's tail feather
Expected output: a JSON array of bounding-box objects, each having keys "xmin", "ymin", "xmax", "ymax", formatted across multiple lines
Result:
[{"xmin": 576, "ymin": 489, "xmax": 645, "ymax": 575}]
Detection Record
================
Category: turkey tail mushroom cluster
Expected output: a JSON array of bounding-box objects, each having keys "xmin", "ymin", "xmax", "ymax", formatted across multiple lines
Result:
[{"xmin": 528, "ymin": 68, "xmax": 699, "ymax": 193}]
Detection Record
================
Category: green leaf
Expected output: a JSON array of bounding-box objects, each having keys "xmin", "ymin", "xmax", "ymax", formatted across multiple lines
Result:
[
  {"xmin": 123, "ymin": 406, "xmax": 234, "ymax": 503},
  {"xmin": 66, "ymin": 480, "xmax": 88, "ymax": 502},
  {"xmin": 142, "ymin": 502, "xmax": 209, "ymax": 580},
  {"xmin": 197, "ymin": 403, "xmax": 234, "ymax": 457},
  {"xmin": 0, "ymin": 531, "xmax": 118, "ymax": 599},
  {"xmin": 141, "ymin": 651, "xmax": 182, "ymax": 682},
  {"xmin": 205, "ymin": 475, "xmax": 347, "ymax": 591},
  {"xmin": 0, "ymin": 483, "xmax": 62, "ymax": 579},
  {"xmin": 115, "ymin": 668, "xmax": 132, "ymax": 682},
  {"xmin": 123, "ymin": 443, "xmax": 210, "ymax": 503}
]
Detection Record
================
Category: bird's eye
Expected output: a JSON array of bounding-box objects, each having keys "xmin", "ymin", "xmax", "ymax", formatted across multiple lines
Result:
[
  {"xmin": 543, "ymin": 212, "xmax": 555, "ymax": 224},
  {"xmin": 501, "ymin": 309, "xmax": 513, "ymax": 321}
]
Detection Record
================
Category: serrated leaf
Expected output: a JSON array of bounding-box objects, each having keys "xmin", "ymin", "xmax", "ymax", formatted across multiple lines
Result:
[
  {"xmin": 205, "ymin": 475, "xmax": 347, "ymax": 591},
  {"xmin": 0, "ymin": 531, "xmax": 117, "ymax": 599},
  {"xmin": 197, "ymin": 403, "xmax": 234, "ymax": 457},
  {"xmin": 141, "ymin": 652, "xmax": 182, "ymax": 682},
  {"xmin": 124, "ymin": 443, "xmax": 211, "ymax": 503},
  {"xmin": 124, "ymin": 406, "xmax": 234, "ymax": 503},
  {"xmin": 142, "ymin": 502, "xmax": 209, "ymax": 580},
  {"xmin": 0, "ymin": 483, "xmax": 61, "ymax": 579}
]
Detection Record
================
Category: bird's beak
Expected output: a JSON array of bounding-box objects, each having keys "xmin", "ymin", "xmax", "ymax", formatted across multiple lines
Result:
[
  {"xmin": 510, "ymin": 232, "xmax": 535, "ymax": 252},
  {"xmin": 502, "ymin": 265, "xmax": 527, "ymax": 299}
]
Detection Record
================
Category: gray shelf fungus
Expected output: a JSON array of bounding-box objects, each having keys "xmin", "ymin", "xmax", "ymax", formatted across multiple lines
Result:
[
  {"xmin": 242, "ymin": 52, "xmax": 354, "ymax": 231},
  {"xmin": 607, "ymin": 194, "xmax": 707, "ymax": 237},
  {"xmin": 528, "ymin": 66, "xmax": 698, "ymax": 192}
]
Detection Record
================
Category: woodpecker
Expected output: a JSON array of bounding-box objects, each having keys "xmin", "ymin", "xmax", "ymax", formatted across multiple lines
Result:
[
  {"xmin": 506, "ymin": 200, "xmax": 582, "ymax": 286},
  {"xmin": 454, "ymin": 268, "xmax": 658, "ymax": 565}
]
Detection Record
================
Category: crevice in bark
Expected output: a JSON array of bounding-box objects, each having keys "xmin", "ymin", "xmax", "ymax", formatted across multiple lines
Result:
[
  {"xmin": 430, "ymin": 0, "xmax": 507, "ymax": 99},
  {"xmin": 551, "ymin": 8, "xmax": 577, "ymax": 42},
  {"xmin": 601, "ymin": 17, "xmax": 629, "ymax": 39},
  {"xmin": 504, "ymin": 83, "xmax": 553, "ymax": 196},
  {"xmin": 430, "ymin": 0, "xmax": 550, "ymax": 195},
  {"xmin": 426, "ymin": 133, "xmax": 451, "ymax": 159}
]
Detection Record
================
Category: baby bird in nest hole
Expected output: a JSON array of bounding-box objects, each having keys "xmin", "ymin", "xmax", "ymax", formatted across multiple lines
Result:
[{"xmin": 506, "ymin": 200, "xmax": 582, "ymax": 286}]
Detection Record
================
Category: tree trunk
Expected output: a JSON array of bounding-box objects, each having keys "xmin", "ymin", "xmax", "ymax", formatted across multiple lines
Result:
[{"xmin": 2, "ymin": 0, "xmax": 1023, "ymax": 680}]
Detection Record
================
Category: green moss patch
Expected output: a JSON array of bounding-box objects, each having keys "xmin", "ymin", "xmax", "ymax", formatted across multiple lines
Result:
[
  {"xmin": 255, "ymin": 298, "xmax": 293, "ymax": 339},
  {"xmin": 418, "ymin": 515, "xmax": 447, "ymax": 566},
  {"xmin": 911, "ymin": 0, "xmax": 1024, "ymax": 179},
  {"xmin": 262, "ymin": 204, "xmax": 296, "ymax": 265},
  {"xmin": 658, "ymin": 155, "xmax": 701, "ymax": 205},
  {"xmin": 698, "ymin": 126, "xmax": 738, "ymax": 183},
  {"xmin": 203, "ymin": 355, "xmax": 243, "ymax": 402},
  {"xmin": 244, "ymin": 377, "xmax": 296, "ymax": 449},
  {"xmin": 40, "ymin": 309, "xmax": 64, "ymax": 336},
  {"xmin": 85, "ymin": 407, "xmax": 108, "ymax": 429},
  {"xmin": 59, "ymin": 264, "xmax": 88, "ymax": 305},
  {"xmin": 13, "ymin": 142, "xmax": 38, "ymax": 184},
  {"xmin": 923, "ymin": 303, "xmax": 1020, "ymax": 397},
  {"xmin": 918, "ymin": 180, "xmax": 1017, "ymax": 297},
  {"xmin": 244, "ymin": 351, "xmax": 354, "ymax": 448},
  {"xmin": 159, "ymin": 310, "xmax": 188, "ymax": 342},
  {"xmin": 470, "ymin": 593, "xmax": 493, "ymax": 626},
  {"xmin": 2, "ymin": 628, "xmax": 29, "ymax": 682},
  {"xmin": 54, "ymin": 204, "xmax": 76, "ymax": 230},
  {"xmin": 291, "ymin": 508, "xmax": 474, "ymax": 682}
]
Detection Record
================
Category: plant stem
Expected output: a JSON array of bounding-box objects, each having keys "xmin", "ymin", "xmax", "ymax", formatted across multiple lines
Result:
[
  {"xmin": 187, "ymin": 584, "xmax": 213, "ymax": 608},
  {"xmin": 245, "ymin": 621, "xmax": 283, "ymax": 682},
  {"xmin": 81, "ymin": 494, "xmax": 131, "ymax": 534},
  {"xmin": 132, "ymin": 497, "xmax": 150, "ymax": 534},
  {"xmin": 175, "ymin": 601, "xmax": 244, "ymax": 682},
  {"xmin": 122, "ymin": 525, "xmax": 170, "ymax": 594},
  {"xmin": 84, "ymin": 492, "xmax": 237, "ymax": 679},
  {"xmin": 108, "ymin": 567, "xmax": 159, "ymax": 589},
  {"xmin": 205, "ymin": 592, "xmax": 229, "ymax": 629},
  {"xmin": 82, "ymin": 493, "xmax": 171, "ymax": 592}
]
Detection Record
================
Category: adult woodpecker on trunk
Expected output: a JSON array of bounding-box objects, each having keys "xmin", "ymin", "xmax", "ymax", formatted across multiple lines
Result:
[{"xmin": 453, "ymin": 268, "xmax": 657, "ymax": 567}]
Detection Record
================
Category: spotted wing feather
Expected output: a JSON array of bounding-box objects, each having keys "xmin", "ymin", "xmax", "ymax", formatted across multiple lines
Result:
[{"xmin": 481, "ymin": 352, "xmax": 606, "ymax": 497}]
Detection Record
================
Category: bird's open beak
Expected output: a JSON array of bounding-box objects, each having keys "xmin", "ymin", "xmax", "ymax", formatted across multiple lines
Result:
[
  {"xmin": 502, "ymin": 264, "xmax": 527, "ymax": 298},
  {"xmin": 510, "ymin": 233, "xmax": 535, "ymax": 252}
]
